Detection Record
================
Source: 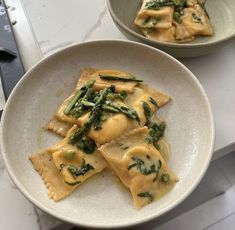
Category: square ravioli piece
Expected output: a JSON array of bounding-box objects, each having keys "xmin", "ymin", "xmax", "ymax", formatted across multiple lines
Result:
[
  {"xmin": 29, "ymin": 125, "xmax": 107, "ymax": 201},
  {"xmin": 174, "ymin": 4, "xmax": 213, "ymax": 41},
  {"xmin": 55, "ymin": 68, "xmax": 139, "ymax": 126},
  {"xmin": 55, "ymin": 68, "xmax": 96, "ymax": 126},
  {"xmin": 135, "ymin": 0, "xmax": 174, "ymax": 29},
  {"xmin": 125, "ymin": 84, "xmax": 170, "ymax": 126},
  {"xmin": 99, "ymin": 127, "xmax": 178, "ymax": 209}
]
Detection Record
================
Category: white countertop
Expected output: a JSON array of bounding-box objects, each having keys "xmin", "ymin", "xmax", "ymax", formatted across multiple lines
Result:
[{"xmin": 0, "ymin": 0, "xmax": 235, "ymax": 229}]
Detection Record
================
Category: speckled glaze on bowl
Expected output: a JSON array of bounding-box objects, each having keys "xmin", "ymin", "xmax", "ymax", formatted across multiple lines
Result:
[
  {"xmin": 1, "ymin": 40, "xmax": 214, "ymax": 228},
  {"xmin": 107, "ymin": 0, "xmax": 235, "ymax": 57}
]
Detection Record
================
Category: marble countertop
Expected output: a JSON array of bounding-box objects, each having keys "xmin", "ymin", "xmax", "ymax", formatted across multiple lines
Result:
[{"xmin": 0, "ymin": 0, "xmax": 235, "ymax": 229}]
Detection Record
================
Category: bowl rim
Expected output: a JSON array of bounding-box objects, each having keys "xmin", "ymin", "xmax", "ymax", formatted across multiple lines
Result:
[
  {"xmin": 107, "ymin": 0, "xmax": 235, "ymax": 49},
  {"xmin": 1, "ymin": 39, "xmax": 215, "ymax": 229}
]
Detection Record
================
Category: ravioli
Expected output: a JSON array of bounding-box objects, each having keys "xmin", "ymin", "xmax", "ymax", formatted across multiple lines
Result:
[
  {"xmin": 86, "ymin": 113, "xmax": 139, "ymax": 145},
  {"xmin": 55, "ymin": 68, "xmax": 140, "ymax": 126},
  {"xmin": 174, "ymin": 4, "xmax": 213, "ymax": 41},
  {"xmin": 135, "ymin": 0, "xmax": 213, "ymax": 43},
  {"xmin": 125, "ymin": 84, "xmax": 170, "ymax": 126},
  {"xmin": 135, "ymin": 0, "xmax": 174, "ymax": 29},
  {"xmin": 29, "ymin": 125, "xmax": 107, "ymax": 201},
  {"xmin": 55, "ymin": 69, "xmax": 95, "ymax": 125},
  {"xmin": 29, "ymin": 150, "xmax": 77, "ymax": 201},
  {"xmin": 99, "ymin": 127, "xmax": 178, "ymax": 209}
]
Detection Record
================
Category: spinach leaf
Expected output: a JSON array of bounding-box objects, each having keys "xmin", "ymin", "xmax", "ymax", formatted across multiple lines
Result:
[
  {"xmin": 76, "ymin": 136, "xmax": 96, "ymax": 154},
  {"xmin": 67, "ymin": 160, "xmax": 94, "ymax": 177},
  {"xmin": 128, "ymin": 156, "xmax": 162, "ymax": 181},
  {"xmin": 137, "ymin": 192, "xmax": 153, "ymax": 202},
  {"xmin": 149, "ymin": 97, "xmax": 159, "ymax": 108},
  {"xmin": 64, "ymin": 80, "xmax": 95, "ymax": 115}
]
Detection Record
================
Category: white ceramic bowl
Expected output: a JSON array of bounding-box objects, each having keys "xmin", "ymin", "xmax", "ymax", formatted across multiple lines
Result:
[
  {"xmin": 107, "ymin": 0, "xmax": 235, "ymax": 57},
  {"xmin": 1, "ymin": 40, "xmax": 214, "ymax": 228}
]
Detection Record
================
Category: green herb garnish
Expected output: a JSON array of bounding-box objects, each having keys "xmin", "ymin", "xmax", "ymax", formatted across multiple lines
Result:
[
  {"xmin": 103, "ymin": 105, "xmax": 120, "ymax": 113},
  {"xmin": 69, "ymin": 121, "xmax": 92, "ymax": 145},
  {"xmin": 174, "ymin": 11, "xmax": 183, "ymax": 23},
  {"xmin": 81, "ymin": 100, "xmax": 119, "ymax": 113},
  {"xmin": 154, "ymin": 142, "xmax": 160, "ymax": 150},
  {"xmin": 68, "ymin": 106, "xmax": 84, "ymax": 118},
  {"xmin": 118, "ymin": 105, "xmax": 140, "ymax": 121},
  {"xmin": 147, "ymin": 121, "xmax": 166, "ymax": 144},
  {"xmin": 150, "ymin": 17, "xmax": 161, "ymax": 26},
  {"xmin": 128, "ymin": 156, "xmax": 162, "ymax": 181},
  {"xmin": 119, "ymin": 90, "xmax": 128, "ymax": 100},
  {"xmin": 106, "ymin": 90, "xmax": 128, "ymax": 101},
  {"xmin": 128, "ymin": 156, "xmax": 144, "ymax": 171},
  {"xmin": 69, "ymin": 87, "xmax": 95, "ymax": 118},
  {"xmin": 67, "ymin": 161, "xmax": 94, "ymax": 177},
  {"xmin": 80, "ymin": 99, "xmax": 138, "ymax": 119},
  {"xmin": 69, "ymin": 87, "xmax": 111, "ymax": 144},
  {"xmin": 64, "ymin": 161, "xmax": 93, "ymax": 185},
  {"xmin": 99, "ymin": 75, "xmax": 143, "ymax": 83},
  {"xmin": 192, "ymin": 13, "xmax": 203, "ymax": 24},
  {"xmin": 149, "ymin": 97, "xmax": 159, "ymax": 108},
  {"xmin": 64, "ymin": 80, "xmax": 95, "ymax": 115},
  {"xmin": 142, "ymin": 100, "xmax": 166, "ymax": 150},
  {"xmin": 143, "ymin": 16, "xmax": 151, "ymax": 25},
  {"xmin": 145, "ymin": 0, "xmax": 186, "ymax": 12},
  {"xmin": 105, "ymin": 101, "xmax": 140, "ymax": 121},
  {"xmin": 145, "ymin": 0, "xmax": 176, "ymax": 9},
  {"xmin": 93, "ymin": 112, "xmax": 103, "ymax": 130},
  {"xmin": 64, "ymin": 180, "xmax": 81, "ymax": 186},
  {"xmin": 67, "ymin": 165, "xmax": 77, "ymax": 174},
  {"xmin": 137, "ymin": 192, "xmax": 153, "ymax": 202},
  {"xmin": 106, "ymin": 92, "xmax": 116, "ymax": 101},
  {"xmin": 76, "ymin": 136, "xmax": 96, "ymax": 154},
  {"xmin": 80, "ymin": 99, "xmax": 95, "ymax": 107},
  {"xmin": 142, "ymin": 101, "xmax": 152, "ymax": 125},
  {"xmin": 161, "ymin": 173, "xmax": 170, "ymax": 183},
  {"xmin": 173, "ymin": 0, "xmax": 186, "ymax": 11},
  {"xmin": 143, "ymin": 16, "xmax": 161, "ymax": 28},
  {"xmin": 153, "ymin": 160, "xmax": 162, "ymax": 182},
  {"xmin": 145, "ymin": 27, "xmax": 155, "ymax": 33},
  {"xmin": 120, "ymin": 145, "xmax": 129, "ymax": 150}
]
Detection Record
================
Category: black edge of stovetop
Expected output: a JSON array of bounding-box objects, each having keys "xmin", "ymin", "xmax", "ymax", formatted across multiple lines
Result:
[{"xmin": 0, "ymin": 0, "xmax": 25, "ymax": 118}]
